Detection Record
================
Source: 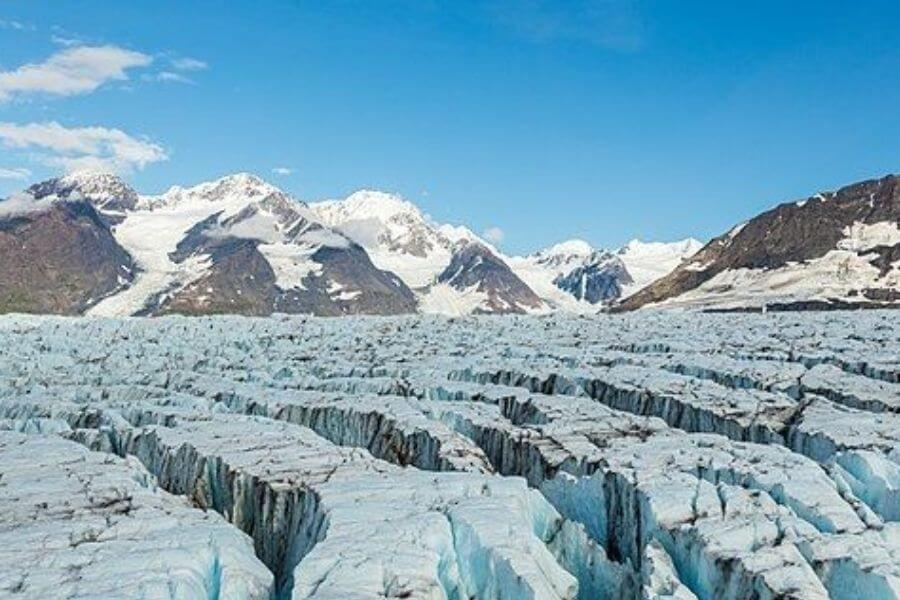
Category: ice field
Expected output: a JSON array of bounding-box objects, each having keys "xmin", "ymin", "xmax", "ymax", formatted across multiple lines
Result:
[{"xmin": 1, "ymin": 311, "xmax": 898, "ymax": 599}]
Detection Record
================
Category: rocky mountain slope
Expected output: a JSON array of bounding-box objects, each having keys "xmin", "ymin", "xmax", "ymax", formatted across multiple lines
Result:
[
  {"xmin": 1, "ymin": 173, "xmax": 416, "ymax": 316},
  {"xmin": 423, "ymin": 241, "xmax": 547, "ymax": 314},
  {"xmin": 0, "ymin": 191, "xmax": 135, "ymax": 314},
  {"xmin": 620, "ymin": 174, "xmax": 900, "ymax": 311}
]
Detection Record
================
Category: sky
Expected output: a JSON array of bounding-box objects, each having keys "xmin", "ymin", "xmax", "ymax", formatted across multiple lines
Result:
[{"xmin": 1, "ymin": 1, "xmax": 899, "ymax": 254}]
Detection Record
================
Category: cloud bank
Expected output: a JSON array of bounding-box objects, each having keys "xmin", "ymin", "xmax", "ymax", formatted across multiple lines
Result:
[
  {"xmin": 0, "ymin": 121, "xmax": 168, "ymax": 174},
  {"xmin": 0, "ymin": 45, "xmax": 151, "ymax": 101}
]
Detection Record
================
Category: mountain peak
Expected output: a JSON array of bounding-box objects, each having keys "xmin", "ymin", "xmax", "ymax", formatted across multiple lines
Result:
[
  {"xmin": 148, "ymin": 172, "xmax": 299, "ymax": 212},
  {"xmin": 539, "ymin": 239, "xmax": 594, "ymax": 258},
  {"xmin": 620, "ymin": 238, "xmax": 703, "ymax": 257},
  {"xmin": 328, "ymin": 190, "xmax": 423, "ymax": 222},
  {"xmin": 30, "ymin": 171, "xmax": 139, "ymax": 213}
]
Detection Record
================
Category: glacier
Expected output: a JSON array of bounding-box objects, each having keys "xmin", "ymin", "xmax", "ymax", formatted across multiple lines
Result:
[{"xmin": 1, "ymin": 310, "xmax": 899, "ymax": 599}]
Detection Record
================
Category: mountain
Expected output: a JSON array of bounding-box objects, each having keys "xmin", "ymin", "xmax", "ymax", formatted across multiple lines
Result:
[
  {"xmin": 2, "ymin": 173, "xmax": 416, "ymax": 317},
  {"xmin": 0, "ymin": 193, "xmax": 134, "ymax": 314},
  {"xmin": 0, "ymin": 172, "xmax": 709, "ymax": 317},
  {"xmin": 312, "ymin": 190, "xmax": 548, "ymax": 315},
  {"xmin": 619, "ymin": 174, "xmax": 900, "ymax": 311},
  {"xmin": 616, "ymin": 238, "xmax": 704, "ymax": 293},
  {"xmin": 311, "ymin": 190, "xmax": 480, "ymax": 288},
  {"xmin": 420, "ymin": 241, "xmax": 547, "ymax": 314},
  {"xmin": 507, "ymin": 237, "xmax": 701, "ymax": 310},
  {"xmin": 553, "ymin": 251, "xmax": 633, "ymax": 304}
]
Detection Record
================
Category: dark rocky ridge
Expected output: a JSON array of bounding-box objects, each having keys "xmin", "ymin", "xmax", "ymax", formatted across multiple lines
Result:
[
  {"xmin": 0, "ymin": 200, "xmax": 135, "ymax": 314},
  {"xmin": 619, "ymin": 174, "xmax": 900, "ymax": 311},
  {"xmin": 438, "ymin": 242, "xmax": 544, "ymax": 313}
]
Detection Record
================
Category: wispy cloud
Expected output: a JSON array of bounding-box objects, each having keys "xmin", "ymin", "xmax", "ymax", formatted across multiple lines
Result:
[
  {"xmin": 170, "ymin": 57, "xmax": 208, "ymax": 72},
  {"xmin": 51, "ymin": 34, "xmax": 83, "ymax": 47},
  {"xmin": 142, "ymin": 55, "xmax": 209, "ymax": 85},
  {"xmin": 486, "ymin": 0, "xmax": 644, "ymax": 51},
  {"xmin": 0, "ymin": 19, "xmax": 34, "ymax": 32},
  {"xmin": 146, "ymin": 71, "xmax": 195, "ymax": 84},
  {"xmin": 0, "ymin": 45, "xmax": 152, "ymax": 102},
  {"xmin": 0, "ymin": 167, "xmax": 31, "ymax": 180},
  {"xmin": 0, "ymin": 121, "xmax": 168, "ymax": 174},
  {"xmin": 483, "ymin": 226, "xmax": 505, "ymax": 244},
  {"xmin": 272, "ymin": 167, "xmax": 293, "ymax": 176}
]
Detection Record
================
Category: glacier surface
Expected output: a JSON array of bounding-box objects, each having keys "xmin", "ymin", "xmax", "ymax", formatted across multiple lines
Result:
[{"xmin": 0, "ymin": 311, "xmax": 899, "ymax": 599}]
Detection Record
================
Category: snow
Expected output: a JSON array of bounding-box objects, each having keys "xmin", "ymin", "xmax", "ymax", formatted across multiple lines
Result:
[
  {"xmin": 417, "ymin": 282, "xmax": 492, "ymax": 316},
  {"xmin": 86, "ymin": 183, "xmax": 259, "ymax": 316},
  {"xmin": 727, "ymin": 222, "xmax": 748, "ymax": 238},
  {"xmin": 657, "ymin": 244, "xmax": 899, "ymax": 311},
  {"xmin": 258, "ymin": 242, "xmax": 322, "ymax": 290},
  {"xmin": 838, "ymin": 221, "xmax": 900, "ymax": 252},
  {"xmin": 617, "ymin": 237, "xmax": 703, "ymax": 296}
]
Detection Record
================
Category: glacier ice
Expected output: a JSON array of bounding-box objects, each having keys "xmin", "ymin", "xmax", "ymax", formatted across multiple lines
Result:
[{"xmin": 1, "ymin": 310, "xmax": 899, "ymax": 598}]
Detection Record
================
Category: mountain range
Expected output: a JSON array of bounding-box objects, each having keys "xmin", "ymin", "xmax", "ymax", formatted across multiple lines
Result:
[{"xmin": 1, "ymin": 171, "xmax": 897, "ymax": 316}]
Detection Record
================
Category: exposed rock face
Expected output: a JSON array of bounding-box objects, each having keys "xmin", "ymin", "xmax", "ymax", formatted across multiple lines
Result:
[
  {"xmin": 554, "ymin": 251, "xmax": 634, "ymax": 304},
  {"xmin": 0, "ymin": 200, "xmax": 134, "ymax": 314},
  {"xmin": 620, "ymin": 175, "xmax": 900, "ymax": 311},
  {"xmin": 1, "ymin": 311, "xmax": 899, "ymax": 598},
  {"xmin": 437, "ymin": 242, "xmax": 546, "ymax": 314}
]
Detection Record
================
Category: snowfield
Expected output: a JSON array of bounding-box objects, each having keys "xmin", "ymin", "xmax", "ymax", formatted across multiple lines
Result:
[{"xmin": 1, "ymin": 311, "xmax": 899, "ymax": 599}]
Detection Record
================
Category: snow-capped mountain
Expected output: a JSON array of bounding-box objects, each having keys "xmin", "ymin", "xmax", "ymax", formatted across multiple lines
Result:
[
  {"xmin": 2, "ymin": 172, "xmax": 416, "ymax": 316},
  {"xmin": 553, "ymin": 251, "xmax": 633, "ymax": 304},
  {"xmin": 420, "ymin": 242, "xmax": 547, "ymax": 315},
  {"xmin": 312, "ymin": 190, "xmax": 548, "ymax": 315},
  {"xmin": 312, "ymin": 190, "xmax": 481, "ymax": 288},
  {"xmin": 312, "ymin": 191, "xmax": 700, "ymax": 314},
  {"xmin": 0, "ymin": 191, "xmax": 134, "ymax": 314},
  {"xmin": 507, "ymin": 237, "xmax": 701, "ymax": 311},
  {"xmin": 620, "ymin": 174, "xmax": 900, "ymax": 311},
  {"xmin": 616, "ymin": 238, "xmax": 704, "ymax": 295}
]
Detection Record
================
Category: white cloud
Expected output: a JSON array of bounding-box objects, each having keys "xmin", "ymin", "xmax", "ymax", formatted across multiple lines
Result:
[
  {"xmin": 151, "ymin": 71, "xmax": 194, "ymax": 84},
  {"xmin": 272, "ymin": 167, "xmax": 293, "ymax": 176},
  {"xmin": 0, "ymin": 167, "xmax": 31, "ymax": 180},
  {"xmin": 0, "ymin": 121, "xmax": 168, "ymax": 175},
  {"xmin": 483, "ymin": 226, "xmax": 505, "ymax": 244},
  {"xmin": 0, "ymin": 45, "xmax": 151, "ymax": 101},
  {"xmin": 171, "ymin": 57, "xmax": 208, "ymax": 71},
  {"xmin": 0, "ymin": 192, "xmax": 55, "ymax": 217}
]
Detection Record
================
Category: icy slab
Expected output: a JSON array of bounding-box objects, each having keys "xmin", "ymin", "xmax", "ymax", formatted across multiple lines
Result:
[
  {"xmin": 0, "ymin": 431, "xmax": 273, "ymax": 599},
  {"xmin": 801, "ymin": 363, "xmax": 900, "ymax": 412}
]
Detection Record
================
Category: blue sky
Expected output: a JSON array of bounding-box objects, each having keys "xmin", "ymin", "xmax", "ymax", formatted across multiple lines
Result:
[{"xmin": 1, "ymin": 1, "xmax": 899, "ymax": 254}]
